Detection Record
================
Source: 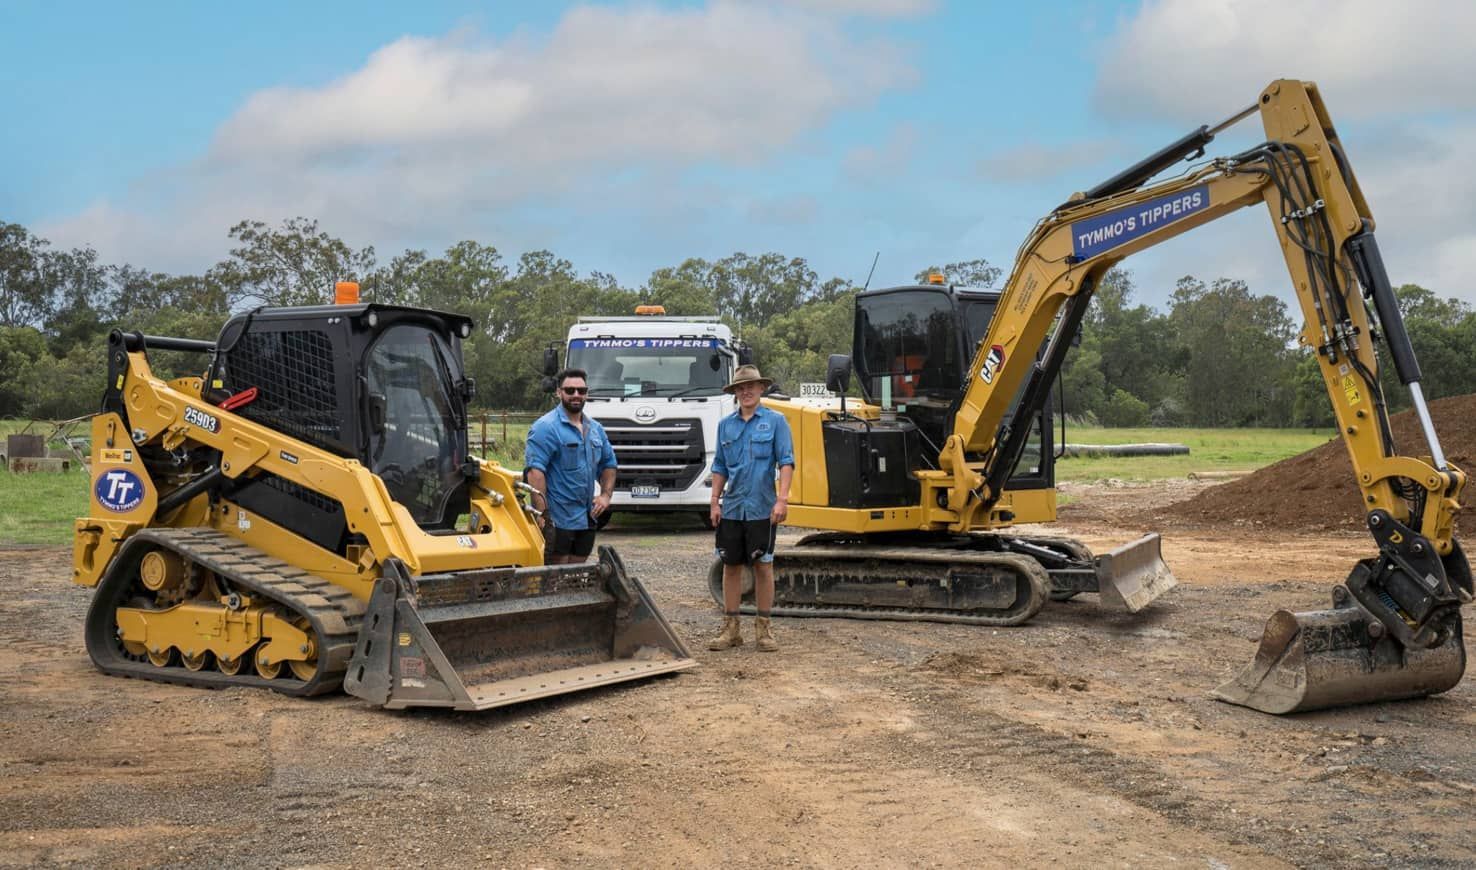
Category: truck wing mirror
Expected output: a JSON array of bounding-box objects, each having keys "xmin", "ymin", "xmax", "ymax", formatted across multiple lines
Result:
[
  {"xmin": 541, "ymin": 375, "xmax": 556, "ymax": 394},
  {"xmin": 542, "ymin": 346, "xmax": 559, "ymax": 377},
  {"xmin": 826, "ymin": 354, "xmax": 852, "ymax": 394},
  {"xmin": 737, "ymin": 344, "xmax": 754, "ymax": 366}
]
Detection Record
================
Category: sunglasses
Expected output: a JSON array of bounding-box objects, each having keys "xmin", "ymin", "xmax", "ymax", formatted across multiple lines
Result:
[{"xmin": 561, "ymin": 386, "xmax": 588, "ymax": 395}]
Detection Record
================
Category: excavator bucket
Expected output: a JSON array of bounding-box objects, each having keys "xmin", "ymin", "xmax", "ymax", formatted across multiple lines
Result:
[
  {"xmin": 344, "ymin": 546, "xmax": 695, "ymax": 711},
  {"xmin": 1214, "ymin": 604, "xmax": 1466, "ymax": 715},
  {"xmin": 1094, "ymin": 533, "xmax": 1178, "ymax": 612}
]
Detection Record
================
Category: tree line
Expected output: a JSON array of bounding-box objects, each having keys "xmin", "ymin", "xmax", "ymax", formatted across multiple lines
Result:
[{"xmin": 3, "ymin": 216, "xmax": 1473, "ymax": 425}]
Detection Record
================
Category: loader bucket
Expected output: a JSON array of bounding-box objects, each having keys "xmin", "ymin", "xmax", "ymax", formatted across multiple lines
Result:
[
  {"xmin": 1094, "ymin": 533, "xmax": 1177, "ymax": 612},
  {"xmin": 344, "ymin": 546, "xmax": 695, "ymax": 711},
  {"xmin": 1214, "ymin": 604, "xmax": 1466, "ymax": 715}
]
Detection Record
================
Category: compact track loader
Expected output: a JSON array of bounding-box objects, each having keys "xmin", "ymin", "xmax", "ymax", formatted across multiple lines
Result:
[
  {"xmin": 73, "ymin": 293, "xmax": 694, "ymax": 710},
  {"xmin": 715, "ymin": 79, "xmax": 1468, "ymax": 713}
]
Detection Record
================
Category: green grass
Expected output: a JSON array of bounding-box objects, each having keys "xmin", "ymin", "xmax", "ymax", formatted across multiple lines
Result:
[
  {"xmin": 1055, "ymin": 426, "xmax": 1337, "ymax": 482},
  {"xmin": 0, "ymin": 418, "xmax": 1340, "ymax": 546},
  {"xmin": 0, "ymin": 468, "xmax": 89, "ymax": 546}
]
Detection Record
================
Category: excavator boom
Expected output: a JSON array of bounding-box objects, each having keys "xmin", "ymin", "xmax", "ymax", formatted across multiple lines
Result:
[
  {"xmin": 957, "ymin": 80, "xmax": 1469, "ymax": 712},
  {"xmin": 733, "ymin": 79, "xmax": 1467, "ymax": 713}
]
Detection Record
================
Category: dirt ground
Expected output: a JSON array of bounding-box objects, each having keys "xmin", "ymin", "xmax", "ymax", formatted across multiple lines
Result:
[{"xmin": 3, "ymin": 480, "xmax": 1474, "ymax": 869}]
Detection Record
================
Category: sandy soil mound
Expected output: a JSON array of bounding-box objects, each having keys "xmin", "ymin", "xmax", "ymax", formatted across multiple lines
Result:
[{"xmin": 1144, "ymin": 392, "xmax": 1475, "ymax": 534}]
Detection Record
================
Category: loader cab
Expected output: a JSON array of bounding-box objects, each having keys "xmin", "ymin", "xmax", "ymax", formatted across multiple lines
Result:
[
  {"xmin": 854, "ymin": 284, "xmax": 1053, "ymax": 487},
  {"xmin": 207, "ymin": 304, "xmax": 476, "ymax": 546}
]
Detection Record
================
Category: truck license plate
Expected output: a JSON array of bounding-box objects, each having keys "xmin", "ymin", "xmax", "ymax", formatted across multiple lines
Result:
[{"xmin": 631, "ymin": 484, "xmax": 660, "ymax": 498}]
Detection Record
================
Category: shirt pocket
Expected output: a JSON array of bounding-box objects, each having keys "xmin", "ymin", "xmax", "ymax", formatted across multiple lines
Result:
[
  {"xmin": 749, "ymin": 429, "xmax": 775, "ymax": 461},
  {"xmin": 560, "ymin": 441, "xmax": 583, "ymax": 472}
]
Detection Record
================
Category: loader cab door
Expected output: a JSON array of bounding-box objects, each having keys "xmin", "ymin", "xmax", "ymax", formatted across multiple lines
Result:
[{"xmin": 364, "ymin": 323, "xmax": 471, "ymax": 529}]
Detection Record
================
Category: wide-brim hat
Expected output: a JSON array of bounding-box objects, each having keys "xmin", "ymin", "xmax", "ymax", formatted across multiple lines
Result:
[{"xmin": 724, "ymin": 364, "xmax": 773, "ymax": 394}]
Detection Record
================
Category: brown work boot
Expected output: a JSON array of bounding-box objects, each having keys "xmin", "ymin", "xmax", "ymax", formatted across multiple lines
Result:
[
  {"xmin": 707, "ymin": 614, "xmax": 743, "ymax": 651},
  {"xmin": 754, "ymin": 615, "xmax": 779, "ymax": 652}
]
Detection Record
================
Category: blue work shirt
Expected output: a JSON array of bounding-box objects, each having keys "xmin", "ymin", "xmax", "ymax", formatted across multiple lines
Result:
[
  {"xmin": 524, "ymin": 407, "xmax": 617, "ymax": 530},
  {"xmin": 711, "ymin": 406, "xmax": 795, "ymax": 521}
]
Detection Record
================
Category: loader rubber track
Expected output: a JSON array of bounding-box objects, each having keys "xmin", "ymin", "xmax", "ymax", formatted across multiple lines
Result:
[{"xmin": 84, "ymin": 528, "xmax": 366, "ymax": 697}]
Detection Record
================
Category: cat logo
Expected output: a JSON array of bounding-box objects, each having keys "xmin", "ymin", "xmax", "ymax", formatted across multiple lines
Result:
[{"xmin": 980, "ymin": 345, "xmax": 1006, "ymax": 384}]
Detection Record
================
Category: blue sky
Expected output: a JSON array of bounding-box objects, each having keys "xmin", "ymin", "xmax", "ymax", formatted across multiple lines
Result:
[{"xmin": 6, "ymin": 1, "xmax": 1475, "ymax": 309}]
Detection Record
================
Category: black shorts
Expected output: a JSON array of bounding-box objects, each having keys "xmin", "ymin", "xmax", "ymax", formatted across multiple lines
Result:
[
  {"xmin": 715, "ymin": 518, "xmax": 777, "ymax": 566},
  {"xmin": 546, "ymin": 526, "xmax": 597, "ymax": 559}
]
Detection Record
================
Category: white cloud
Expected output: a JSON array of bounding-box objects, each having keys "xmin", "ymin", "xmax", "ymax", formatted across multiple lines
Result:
[
  {"xmin": 776, "ymin": 0, "xmax": 936, "ymax": 16},
  {"xmin": 1090, "ymin": 0, "xmax": 1476, "ymax": 304},
  {"xmin": 1095, "ymin": 0, "xmax": 1476, "ymax": 122},
  {"xmin": 41, "ymin": 2, "xmax": 917, "ymax": 273}
]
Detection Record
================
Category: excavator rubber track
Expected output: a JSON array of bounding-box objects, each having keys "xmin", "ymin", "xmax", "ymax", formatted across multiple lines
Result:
[
  {"xmin": 84, "ymin": 528, "xmax": 365, "ymax": 696},
  {"xmin": 709, "ymin": 532, "xmax": 1051, "ymax": 626}
]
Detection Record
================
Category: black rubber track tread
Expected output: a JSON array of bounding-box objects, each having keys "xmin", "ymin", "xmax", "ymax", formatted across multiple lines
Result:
[
  {"xmin": 84, "ymin": 528, "xmax": 366, "ymax": 697},
  {"xmin": 709, "ymin": 545, "xmax": 1051, "ymax": 626}
]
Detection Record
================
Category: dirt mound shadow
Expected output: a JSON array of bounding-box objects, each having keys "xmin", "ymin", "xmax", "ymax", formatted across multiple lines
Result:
[{"xmin": 1140, "ymin": 392, "xmax": 1475, "ymax": 534}]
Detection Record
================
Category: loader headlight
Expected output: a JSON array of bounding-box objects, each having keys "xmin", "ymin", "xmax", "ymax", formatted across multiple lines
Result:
[
  {"xmin": 460, "ymin": 322, "xmax": 472, "ymax": 338},
  {"xmin": 365, "ymin": 311, "xmax": 379, "ymax": 328}
]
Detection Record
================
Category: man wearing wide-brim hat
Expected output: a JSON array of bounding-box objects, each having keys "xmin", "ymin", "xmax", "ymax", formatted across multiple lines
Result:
[{"xmin": 708, "ymin": 365, "xmax": 795, "ymax": 652}]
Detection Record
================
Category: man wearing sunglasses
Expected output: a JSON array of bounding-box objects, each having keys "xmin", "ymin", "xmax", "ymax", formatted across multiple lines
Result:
[{"xmin": 524, "ymin": 368, "xmax": 618, "ymax": 564}]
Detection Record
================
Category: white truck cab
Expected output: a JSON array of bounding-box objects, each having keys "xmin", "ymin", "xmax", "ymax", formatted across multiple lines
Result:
[{"xmin": 555, "ymin": 307, "xmax": 749, "ymax": 526}]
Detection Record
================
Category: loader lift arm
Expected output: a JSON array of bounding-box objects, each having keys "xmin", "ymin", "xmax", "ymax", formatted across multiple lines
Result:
[{"xmin": 941, "ymin": 79, "xmax": 1469, "ymax": 711}]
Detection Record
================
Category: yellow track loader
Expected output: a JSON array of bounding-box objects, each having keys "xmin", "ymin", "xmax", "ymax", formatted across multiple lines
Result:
[
  {"xmin": 73, "ymin": 293, "xmax": 694, "ymax": 710},
  {"xmin": 716, "ymin": 79, "xmax": 1468, "ymax": 713}
]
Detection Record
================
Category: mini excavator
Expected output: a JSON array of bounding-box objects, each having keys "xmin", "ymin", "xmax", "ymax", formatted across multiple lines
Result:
[
  {"xmin": 73, "ymin": 288, "xmax": 694, "ymax": 710},
  {"xmin": 714, "ymin": 79, "xmax": 1469, "ymax": 713}
]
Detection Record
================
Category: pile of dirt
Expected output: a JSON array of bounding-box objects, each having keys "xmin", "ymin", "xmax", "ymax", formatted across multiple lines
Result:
[{"xmin": 1141, "ymin": 393, "xmax": 1475, "ymax": 535}]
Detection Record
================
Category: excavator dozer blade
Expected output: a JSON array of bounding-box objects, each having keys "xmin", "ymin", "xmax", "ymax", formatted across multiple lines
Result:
[
  {"xmin": 344, "ymin": 546, "xmax": 695, "ymax": 711},
  {"xmin": 1094, "ymin": 533, "xmax": 1178, "ymax": 612},
  {"xmin": 1214, "ymin": 606, "xmax": 1466, "ymax": 715}
]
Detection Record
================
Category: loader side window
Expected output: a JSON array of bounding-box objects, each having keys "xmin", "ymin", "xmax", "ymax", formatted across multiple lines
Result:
[{"xmin": 365, "ymin": 325, "xmax": 469, "ymax": 529}]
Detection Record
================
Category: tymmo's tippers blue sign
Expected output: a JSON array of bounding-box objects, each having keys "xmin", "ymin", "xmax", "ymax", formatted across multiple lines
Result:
[{"xmin": 1070, "ymin": 185, "xmax": 1210, "ymax": 260}]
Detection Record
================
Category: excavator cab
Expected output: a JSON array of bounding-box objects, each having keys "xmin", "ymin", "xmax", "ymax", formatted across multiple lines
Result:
[
  {"xmin": 853, "ymin": 284, "xmax": 1052, "ymax": 490},
  {"xmin": 708, "ymin": 282, "xmax": 1174, "ymax": 625}
]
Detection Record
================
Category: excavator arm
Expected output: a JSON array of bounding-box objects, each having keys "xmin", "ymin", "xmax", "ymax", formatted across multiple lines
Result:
[{"xmin": 937, "ymin": 79, "xmax": 1469, "ymax": 711}]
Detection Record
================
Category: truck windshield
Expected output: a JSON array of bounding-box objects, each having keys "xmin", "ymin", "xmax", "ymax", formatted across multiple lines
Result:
[
  {"xmin": 567, "ymin": 339, "xmax": 730, "ymax": 397},
  {"xmin": 364, "ymin": 324, "xmax": 468, "ymax": 528}
]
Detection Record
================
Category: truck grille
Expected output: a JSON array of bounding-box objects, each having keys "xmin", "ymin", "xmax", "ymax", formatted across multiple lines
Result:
[{"xmin": 599, "ymin": 416, "xmax": 705, "ymax": 492}]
